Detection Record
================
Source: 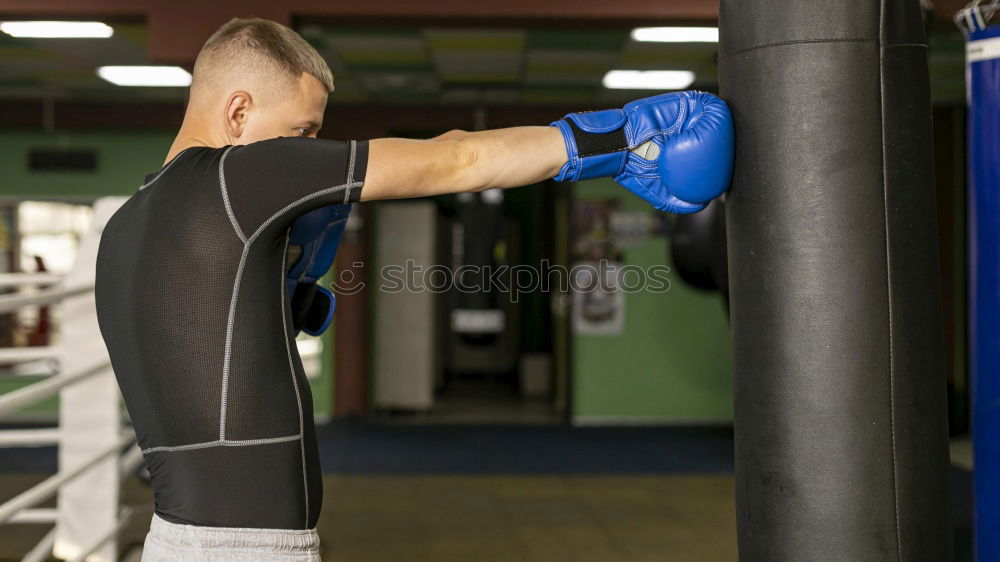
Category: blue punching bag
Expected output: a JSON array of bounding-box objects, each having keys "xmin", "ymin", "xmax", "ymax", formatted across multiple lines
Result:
[{"xmin": 961, "ymin": 5, "xmax": 1000, "ymax": 560}]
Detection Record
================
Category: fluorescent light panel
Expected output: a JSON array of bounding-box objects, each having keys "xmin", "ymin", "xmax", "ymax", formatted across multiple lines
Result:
[
  {"xmin": 97, "ymin": 66, "xmax": 192, "ymax": 87},
  {"xmin": 603, "ymin": 70, "xmax": 695, "ymax": 90},
  {"xmin": 631, "ymin": 27, "xmax": 719, "ymax": 43},
  {"xmin": 0, "ymin": 21, "xmax": 113, "ymax": 38}
]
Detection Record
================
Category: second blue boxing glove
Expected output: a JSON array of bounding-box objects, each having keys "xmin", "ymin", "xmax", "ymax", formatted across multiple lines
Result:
[{"xmin": 286, "ymin": 204, "xmax": 351, "ymax": 336}]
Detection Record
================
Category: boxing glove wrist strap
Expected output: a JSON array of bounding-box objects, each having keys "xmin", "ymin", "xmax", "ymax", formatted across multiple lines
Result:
[{"xmin": 551, "ymin": 108, "xmax": 631, "ymax": 182}]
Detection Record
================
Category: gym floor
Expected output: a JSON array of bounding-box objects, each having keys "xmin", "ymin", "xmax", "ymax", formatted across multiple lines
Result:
[{"xmin": 0, "ymin": 421, "xmax": 973, "ymax": 561}]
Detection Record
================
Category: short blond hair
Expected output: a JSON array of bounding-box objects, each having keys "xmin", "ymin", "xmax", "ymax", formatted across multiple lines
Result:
[{"xmin": 192, "ymin": 17, "xmax": 333, "ymax": 97}]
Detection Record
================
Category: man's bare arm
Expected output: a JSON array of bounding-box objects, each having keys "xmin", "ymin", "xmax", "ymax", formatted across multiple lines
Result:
[{"xmin": 360, "ymin": 126, "xmax": 567, "ymax": 202}]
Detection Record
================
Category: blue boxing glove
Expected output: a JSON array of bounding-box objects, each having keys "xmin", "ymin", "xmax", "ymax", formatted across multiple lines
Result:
[
  {"xmin": 286, "ymin": 204, "xmax": 352, "ymax": 336},
  {"xmin": 550, "ymin": 91, "xmax": 734, "ymax": 213}
]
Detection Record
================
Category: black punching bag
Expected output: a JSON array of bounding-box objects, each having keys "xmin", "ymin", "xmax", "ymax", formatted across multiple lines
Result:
[{"xmin": 718, "ymin": 1, "xmax": 951, "ymax": 560}]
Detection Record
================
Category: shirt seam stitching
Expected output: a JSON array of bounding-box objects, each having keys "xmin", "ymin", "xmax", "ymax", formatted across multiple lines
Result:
[
  {"xmin": 281, "ymin": 228, "xmax": 310, "ymax": 529},
  {"xmin": 138, "ymin": 148, "xmax": 192, "ymax": 191},
  {"xmin": 141, "ymin": 433, "xmax": 301, "ymax": 454},
  {"xmin": 219, "ymin": 146, "xmax": 248, "ymax": 244},
  {"xmin": 218, "ymin": 242, "xmax": 248, "ymax": 440}
]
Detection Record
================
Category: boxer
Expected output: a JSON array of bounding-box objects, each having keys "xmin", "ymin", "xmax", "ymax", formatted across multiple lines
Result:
[{"xmin": 94, "ymin": 16, "xmax": 733, "ymax": 561}]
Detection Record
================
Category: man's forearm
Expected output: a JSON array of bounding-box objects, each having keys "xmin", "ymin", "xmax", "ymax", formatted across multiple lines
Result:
[
  {"xmin": 454, "ymin": 126, "xmax": 567, "ymax": 192},
  {"xmin": 361, "ymin": 126, "xmax": 567, "ymax": 201}
]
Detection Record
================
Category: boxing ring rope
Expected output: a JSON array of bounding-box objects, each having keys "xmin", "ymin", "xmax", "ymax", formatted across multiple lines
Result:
[
  {"xmin": 0, "ymin": 428, "xmax": 61, "ymax": 448},
  {"xmin": 0, "ymin": 284, "xmax": 94, "ymax": 314},
  {"xmin": 19, "ymin": 506, "xmax": 137, "ymax": 562},
  {"xmin": 0, "ymin": 346, "xmax": 60, "ymax": 365},
  {"xmin": 10, "ymin": 508, "xmax": 57, "ymax": 524},
  {"xmin": 0, "ymin": 361, "xmax": 110, "ymax": 418},
  {"xmin": 0, "ymin": 272, "xmax": 64, "ymax": 288},
  {"xmin": 0, "ymin": 197, "xmax": 136, "ymax": 562},
  {"xmin": 0, "ymin": 432, "xmax": 136, "ymax": 525}
]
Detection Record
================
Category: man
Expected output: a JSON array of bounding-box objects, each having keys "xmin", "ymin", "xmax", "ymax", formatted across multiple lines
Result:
[{"xmin": 95, "ymin": 17, "xmax": 733, "ymax": 561}]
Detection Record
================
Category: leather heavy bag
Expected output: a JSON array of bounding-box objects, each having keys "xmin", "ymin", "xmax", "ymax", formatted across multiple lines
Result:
[{"xmin": 718, "ymin": 0, "xmax": 951, "ymax": 560}]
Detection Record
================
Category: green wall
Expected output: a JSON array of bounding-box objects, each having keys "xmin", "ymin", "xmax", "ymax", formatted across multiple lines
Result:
[
  {"xmin": 572, "ymin": 179, "xmax": 733, "ymax": 423},
  {"xmin": 0, "ymin": 130, "xmax": 175, "ymax": 198},
  {"xmin": 0, "ymin": 130, "xmax": 335, "ymax": 419}
]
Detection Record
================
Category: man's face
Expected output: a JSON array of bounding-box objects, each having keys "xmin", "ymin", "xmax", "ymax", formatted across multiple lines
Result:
[{"xmin": 238, "ymin": 72, "xmax": 328, "ymax": 143}]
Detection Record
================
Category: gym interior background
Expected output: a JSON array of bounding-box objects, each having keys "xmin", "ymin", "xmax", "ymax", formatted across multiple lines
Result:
[{"xmin": 0, "ymin": 0, "xmax": 990, "ymax": 560}]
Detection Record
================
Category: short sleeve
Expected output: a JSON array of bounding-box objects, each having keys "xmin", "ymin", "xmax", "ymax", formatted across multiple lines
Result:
[{"xmin": 220, "ymin": 137, "xmax": 368, "ymax": 239}]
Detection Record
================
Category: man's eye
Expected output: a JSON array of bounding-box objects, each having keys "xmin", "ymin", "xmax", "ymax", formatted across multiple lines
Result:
[{"xmin": 298, "ymin": 128, "xmax": 313, "ymax": 137}]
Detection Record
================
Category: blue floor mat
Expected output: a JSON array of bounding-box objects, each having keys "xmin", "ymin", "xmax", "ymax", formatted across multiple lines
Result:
[{"xmin": 316, "ymin": 419, "xmax": 734, "ymax": 474}]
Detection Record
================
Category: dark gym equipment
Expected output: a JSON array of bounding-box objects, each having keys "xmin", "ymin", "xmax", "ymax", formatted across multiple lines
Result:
[
  {"xmin": 669, "ymin": 198, "xmax": 728, "ymax": 297},
  {"xmin": 719, "ymin": 0, "xmax": 952, "ymax": 559},
  {"xmin": 445, "ymin": 191, "xmax": 521, "ymax": 375}
]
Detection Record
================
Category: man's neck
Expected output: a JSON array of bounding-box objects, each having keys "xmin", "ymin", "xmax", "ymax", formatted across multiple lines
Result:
[{"xmin": 165, "ymin": 115, "xmax": 226, "ymax": 165}]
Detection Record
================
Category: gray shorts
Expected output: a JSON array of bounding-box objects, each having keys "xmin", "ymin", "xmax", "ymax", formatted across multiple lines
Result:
[{"xmin": 141, "ymin": 513, "xmax": 321, "ymax": 561}]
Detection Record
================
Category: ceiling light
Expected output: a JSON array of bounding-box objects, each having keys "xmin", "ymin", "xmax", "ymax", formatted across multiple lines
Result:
[
  {"xmin": 631, "ymin": 27, "xmax": 719, "ymax": 43},
  {"xmin": 0, "ymin": 21, "xmax": 113, "ymax": 39},
  {"xmin": 602, "ymin": 70, "xmax": 695, "ymax": 90},
  {"xmin": 97, "ymin": 66, "xmax": 192, "ymax": 87}
]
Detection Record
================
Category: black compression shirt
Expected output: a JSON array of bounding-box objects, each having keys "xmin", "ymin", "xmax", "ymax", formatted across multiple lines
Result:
[{"xmin": 95, "ymin": 137, "xmax": 367, "ymax": 530}]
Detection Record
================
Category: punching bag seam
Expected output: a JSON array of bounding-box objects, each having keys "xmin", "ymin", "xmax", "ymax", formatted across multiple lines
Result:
[
  {"xmin": 719, "ymin": 39, "xmax": 926, "ymax": 61},
  {"xmin": 718, "ymin": 38, "xmax": 873, "ymax": 60},
  {"xmin": 878, "ymin": 0, "xmax": 903, "ymax": 559}
]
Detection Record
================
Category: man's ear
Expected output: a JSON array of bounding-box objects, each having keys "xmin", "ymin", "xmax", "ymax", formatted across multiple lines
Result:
[{"xmin": 224, "ymin": 91, "xmax": 252, "ymax": 140}]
